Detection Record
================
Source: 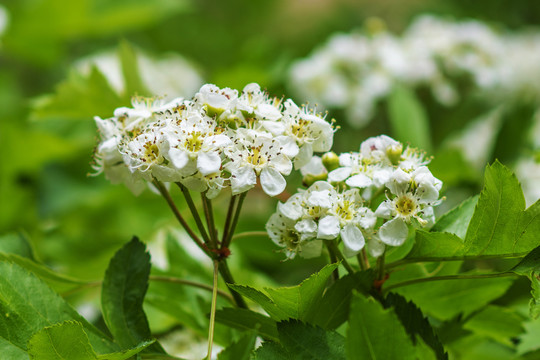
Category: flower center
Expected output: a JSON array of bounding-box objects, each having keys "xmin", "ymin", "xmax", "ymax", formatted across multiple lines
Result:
[
  {"xmin": 247, "ymin": 146, "xmax": 267, "ymax": 167},
  {"xmin": 142, "ymin": 142, "xmax": 161, "ymax": 163},
  {"xmin": 186, "ymin": 132, "xmax": 204, "ymax": 153},
  {"xmin": 335, "ymin": 200, "xmax": 355, "ymax": 222},
  {"xmin": 395, "ymin": 195, "xmax": 417, "ymax": 216}
]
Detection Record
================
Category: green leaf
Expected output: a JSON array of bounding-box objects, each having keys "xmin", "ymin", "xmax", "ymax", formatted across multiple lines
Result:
[
  {"xmin": 0, "ymin": 233, "xmax": 36, "ymax": 259},
  {"xmin": 384, "ymin": 293, "xmax": 447, "ymax": 360},
  {"xmin": 512, "ymin": 245, "xmax": 540, "ymax": 318},
  {"xmin": 32, "ymin": 67, "xmax": 124, "ymax": 120},
  {"xmin": 464, "ymin": 162, "xmax": 540, "ymax": 256},
  {"xmin": 230, "ymin": 264, "xmax": 338, "ymax": 322},
  {"xmin": 214, "ymin": 307, "xmax": 278, "ymax": 341},
  {"xmin": 217, "ymin": 332, "xmax": 257, "ymax": 360},
  {"xmin": 517, "ymin": 318, "xmax": 540, "ymax": 355},
  {"xmin": 387, "ymin": 84, "xmax": 432, "ymax": 152},
  {"xmin": 311, "ymin": 270, "xmax": 375, "ymax": 330},
  {"xmin": 0, "ymin": 252, "xmax": 86, "ymax": 293},
  {"xmin": 406, "ymin": 231, "xmax": 466, "ymax": 259},
  {"xmin": 101, "ymin": 237, "xmax": 164, "ymax": 353},
  {"xmin": 252, "ymin": 342, "xmax": 291, "ymax": 360},
  {"xmin": 97, "ymin": 340, "xmax": 155, "ymax": 360},
  {"xmin": 27, "ymin": 321, "xmax": 97, "ymax": 360},
  {"xmin": 463, "ymin": 305, "xmax": 524, "ymax": 347},
  {"xmin": 278, "ymin": 320, "xmax": 346, "ymax": 360},
  {"xmin": 431, "ymin": 195, "xmax": 479, "ymax": 238},
  {"xmin": 118, "ymin": 41, "xmax": 150, "ymax": 97},
  {"xmin": 347, "ymin": 293, "xmax": 416, "ymax": 360},
  {"xmin": 391, "ymin": 271, "xmax": 515, "ymax": 321},
  {"xmin": 0, "ymin": 261, "xmax": 118, "ymax": 354}
]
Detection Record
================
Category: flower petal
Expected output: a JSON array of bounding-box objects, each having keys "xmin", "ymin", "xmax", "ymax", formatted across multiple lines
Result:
[
  {"xmin": 346, "ymin": 173, "xmax": 372, "ymax": 188},
  {"xmin": 230, "ymin": 166, "xmax": 257, "ymax": 195},
  {"xmin": 378, "ymin": 218, "xmax": 409, "ymax": 246},
  {"xmin": 317, "ymin": 215, "xmax": 340, "ymax": 240},
  {"xmin": 341, "ymin": 224, "xmax": 365, "ymax": 256},
  {"xmin": 260, "ymin": 167, "xmax": 287, "ymax": 196},
  {"xmin": 197, "ymin": 151, "xmax": 221, "ymax": 176}
]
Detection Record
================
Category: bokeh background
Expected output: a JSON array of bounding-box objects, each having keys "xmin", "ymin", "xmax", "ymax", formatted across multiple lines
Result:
[{"xmin": 1, "ymin": 0, "xmax": 540, "ymax": 357}]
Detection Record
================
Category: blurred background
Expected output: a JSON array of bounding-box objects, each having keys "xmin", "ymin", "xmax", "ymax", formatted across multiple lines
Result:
[{"xmin": 1, "ymin": 0, "xmax": 539, "ymax": 357}]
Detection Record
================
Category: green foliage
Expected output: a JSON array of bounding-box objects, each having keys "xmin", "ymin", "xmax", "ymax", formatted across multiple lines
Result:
[
  {"xmin": 387, "ymin": 85, "xmax": 432, "ymax": 152},
  {"xmin": 214, "ymin": 308, "xmax": 278, "ymax": 341},
  {"xmin": 384, "ymin": 293, "xmax": 447, "ymax": 360},
  {"xmin": 27, "ymin": 320, "xmax": 155, "ymax": 360},
  {"xmin": 230, "ymin": 264, "xmax": 338, "ymax": 322},
  {"xmin": 217, "ymin": 332, "xmax": 257, "ymax": 360},
  {"xmin": 347, "ymin": 293, "xmax": 417, "ymax": 360},
  {"xmin": 462, "ymin": 305, "xmax": 524, "ymax": 347},
  {"xmin": 512, "ymin": 245, "xmax": 540, "ymax": 318},
  {"xmin": 101, "ymin": 237, "xmax": 164, "ymax": 353},
  {"xmin": 0, "ymin": 261, "xmax": 118, "ymax": 356}
]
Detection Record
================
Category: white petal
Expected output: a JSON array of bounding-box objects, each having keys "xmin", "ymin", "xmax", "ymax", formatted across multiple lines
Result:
[
  {"xmin": 345, "ymin": 173, "xmax": 372, "ymax": 188},
  {"xmin": 294, "ymin": 144, "xmax": 313, "ymax": 169},
  {"xmin": 261, "ymin": 120, "xmax": 286, "ymax": 135},
  {"xmin": 375, "ymin": 200, "xmax": 394, "ymax": 219},
  {"xmin": 307, "ymin": 190, "xmax": 332, "ymax": 208},
  {"xmin": 197, "ymin": 151, "xmax": 221, "ymax": 176},
  {"xmin": 300, "ymin": 156, "xmax": 326, "ymax": 177},
  {"xmin": 169, "ymin": 148, "xmax": 190, "ymax": 170},
  {"xmin": 378, "ymin": 218, "xmax": 409, "ymax": 246},
  {"xmin": 278, "ymin": 194, "xmax": 303, "ymax": 220},
  {"xmin": 277, "ymin": 135, "xmax": 299, "ymax": 158},
  {"xmin": 367, "ymin": 236, "xmax": 386, "ymax": 258},
  {"xmin": 295, "ymin": 219, "xmax": 318, "ymax": 240},
  {"xmin": 260, "ymin": 168, "xmax": 287, "ymax": 196},
  {"xmin": 341, "ymin": 224, "xmax": 365, "ymax": 256},
  {"xmin": 328, "ymin": 167, "xmax": 352, "ymax": 183},
  {"xmin": 203, "ymin": 134, "xmax": 232, "ymax": 148},
  {"xmin": 256, "ymin": 104, "xmax": 282, "ymax": 121},
  {"xmin": 317, "ymin": 215, "xmax": 340, "ymax": 240},
  {"xmin": 386, "ymin": 168, "xmax": 411, "ymax": 195},
  {"xmin": 230, "ymin": 166, "xmax": 257, "ymax": 195},
  {"xmin": 271, "ymin": 154, "xmax": 293, "ymax": 176}
]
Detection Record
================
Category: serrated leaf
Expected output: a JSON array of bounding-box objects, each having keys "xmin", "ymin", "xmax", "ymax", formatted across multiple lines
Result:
[
  {"xmin": 27, "ymin": 321, "xmax": 97, "ymax": 360},
  {"xmin": 214, "ymin": 307, "xmax": 278, "ymax": 341},
  {"xmin": 252, "ymin": 342, "xmax": 291, "ymax": 360},
  {"xmin": 312, "ymin": 270, "xmax": 375, "ymax": 330},
  {"xmin": 431, "ymin": 195, "xmax": 479, "ymax": 238},
  {"xmin": 0, "ymin": 261, "xmax": 118, "ymax": 354},
  {"xmin": 217, "ymin": 332, "xmax": 256, "ymax": 360},
  {"xmin": 384, "ymin": 293, "xmax": 448, "ymax": 360},
  {"xmin": 101, "ymin": 237, "xmax": 164, "ymax": 353},
  {"xmin": 463, "ymin": 305, "xmax": 524, "ymax": 347},
  {"xmin": 512, "ymin": 245, "xmax": 540, "ymax": 318},
  {"xmin": 230, "ymin": 264, "xmax": 338, "ymax": 322},
  {"xmin": 517, "ymin": 318, "xmax": 540, "ymax": 355},
  {"xmin": 465, "ymin": 162, "xmax": 540, "ymax": 256},
  {"xmin": 278, "ymin": 320, "xmax": 346, "ymax": 360},
  {"xmin": 347, "ymin": 293, "xmax": 416, "ymax": 360},
  {"xmin": 387, "ymin": 84, "xmax": 432, "ymax": 152}
]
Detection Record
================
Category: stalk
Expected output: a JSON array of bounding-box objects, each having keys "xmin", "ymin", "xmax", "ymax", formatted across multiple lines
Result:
[{"xmin": 206, "ymin": 260, "xmax": 219, "ymax": 360}]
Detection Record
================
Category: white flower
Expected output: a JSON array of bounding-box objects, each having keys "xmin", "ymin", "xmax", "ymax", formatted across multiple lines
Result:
[
  {"xmin": 226, "ymin": 135, "xmax": 292, "ymax": 196},
  {"xmin": 235, "ymin": 83, "xmax": 283, "ymax": 121},
  {"xmin": 266, "ymin": 213, "xmax": 322, "ymax": 259},
  {"xmin": 195, "ymin": 84, "xmax": 238, "ymax": 117}
]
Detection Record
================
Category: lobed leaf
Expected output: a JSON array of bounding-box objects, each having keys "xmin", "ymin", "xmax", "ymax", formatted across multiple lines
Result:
[
  {"xmin": 511, "ymin": 244, "xmax": 540, "ymax": 318},
  {"xmin": 217, "ymin": 332, "xmax": 257, "ymax": 360}
]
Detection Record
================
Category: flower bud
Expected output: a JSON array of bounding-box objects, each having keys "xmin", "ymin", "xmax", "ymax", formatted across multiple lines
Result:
[
  {"xmin": 386, "ymin": 143, "xmax": 403, "ymax": 165},
  {"xmin": 302, "ymin": 173, "xmax": 328, "ymax": 187},
  {"xmin": 322, "ymin": 152, "xmax": 340, "ymax": 171}
]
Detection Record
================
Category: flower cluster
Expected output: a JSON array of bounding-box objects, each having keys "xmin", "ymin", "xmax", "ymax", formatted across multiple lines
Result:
[
  {"xmin": 93, "ymin": 83, "xmax": 335, "ymax": 198},
  {"xmin": 289, "ymin": 15, "xmax": 540, "ymax": 127},
  {"xmin": 266, "ymin": 135, "xmax": 443, "ymax": 259}
]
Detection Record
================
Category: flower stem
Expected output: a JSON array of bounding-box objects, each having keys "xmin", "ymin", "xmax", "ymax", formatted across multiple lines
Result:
[
  {"xmin": 376, "ymin": 250, "xmax": 386, "ymax": 281},
  {"xmin": 325, "ymin": 242, "xmax": 340, "ymax": 281},
  {"xmin": 152, "ymin": 180, "xmax": 211, "ymax": 258},
  {"xmin": 383, "ymin": 272, "xmax": 518, "ymax": 294},
  {"xmin": 218, "ymin": 260, "xmax": 248, "ymax": 308},
  {"xmin": 232, "ymin": 231, "xmax": 268, "ymax": 241},
  {"xmin": 222, "ymin": 192, "xmax": 247, "ymax": 249},
  {"xmin": 221, "ymin": 194, "xmax": 238, "ymax": 247},
  {"xmin": 206, "ymin": 260, "xmax": 219, "ymax": 360},
  {"xmin": 326, "ymin": 241, "xmax": 355, "ymax": 274},
  {"xmin": 357, "ymin": 254, "xmax": 366, "ymax": 271},
  {"xmin": 201, "ymin": 193, "xmax": 218, "ymax": 248},
  {"xmin": 176, "ymin": 182, "xmax": 210, "ymax": 244}
]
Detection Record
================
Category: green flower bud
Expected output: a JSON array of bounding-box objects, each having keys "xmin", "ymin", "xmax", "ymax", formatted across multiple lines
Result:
[
  {"xmin": 302, "ymin": 173, "xmax": 328, "ymax": 187},
  {"xmin": 386, "ymin": 144, "xmax": 403, "ymax": 165},
  {"xmin": 322, "ymin": 152, "xmax": 340, "ymax": 171}
]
